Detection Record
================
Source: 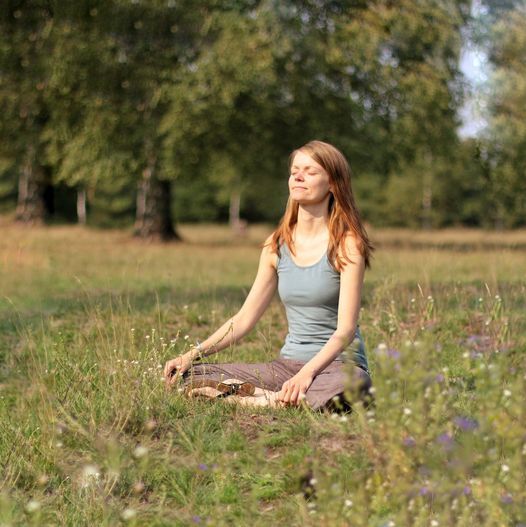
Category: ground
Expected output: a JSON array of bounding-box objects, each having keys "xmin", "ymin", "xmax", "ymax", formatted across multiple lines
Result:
[{"xmin": 0, "ymin": 219, "xmax": 525, "ymax": 526}]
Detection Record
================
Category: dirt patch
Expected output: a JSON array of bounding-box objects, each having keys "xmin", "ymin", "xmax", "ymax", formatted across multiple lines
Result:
[{"xmin": 234, "ymin": 412, "xmax": 278, "ymax": 441}]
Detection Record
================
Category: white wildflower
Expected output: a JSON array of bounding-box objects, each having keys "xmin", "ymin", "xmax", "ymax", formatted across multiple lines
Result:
[
  {"xmin": 25, "ymin": 500, "xmax": 41, "ymax": 513},
  {"xmin": 133, "ymin": 445, "xmax": 148, "ymax": 459},
  {"xmin": 121, "ymin": 508, "xmax": 137, "ymax": 521}
]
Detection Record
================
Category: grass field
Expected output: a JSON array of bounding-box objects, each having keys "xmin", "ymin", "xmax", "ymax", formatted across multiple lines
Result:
[{"xmin": 1, "ymin": 220, "xmax": 525, "ymax": 526}]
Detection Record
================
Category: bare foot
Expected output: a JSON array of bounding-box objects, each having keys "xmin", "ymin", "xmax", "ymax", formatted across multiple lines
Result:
[
  {"xmin": 185, "ymin": 385, "xmax": 282, "ymax": 408},
  {"xmin": 223, "ymin": 390, "xmax": 282, "ymax": 408}
]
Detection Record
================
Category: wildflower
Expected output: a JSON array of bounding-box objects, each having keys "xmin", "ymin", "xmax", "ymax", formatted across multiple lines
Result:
[
  {"xmin": 501, "ymin": 464, "xmax": 510, "ymax": 473},
  {"xmin": 431, "ymin": 521, "xmax": 439, "ymax": 527},
  {"xmin": 184, "ymin": 335, "xmax": 190, "ymax": 340},
  {"xmin": 387, "ymin": 348, "xmax": 401, "ymax": 359},
  {"xmin": 79, "ymin": 464, "xmax": 101, "ymax": 488},
  {"xmin": 503, "ymin": 389, "xmax": 511, "ymax": 397},
  {"xmin": 25, "ymin": 500, "xmax": 41, "ymax": 513},
  {"xmin": 435, "ymin": 373, "xmax": 445, "ymax": 383},
  {"xmin": 403, "ymin": 408, "xmax": 412, "ymax": 416},
  {"xmin": 344, "ymin": 499, "xmax": 353, "ymax": 507},
  {"xmin": 133, "ymin": 445, "xmax": 148, "ymax": 459},
  {"xmin": 419, "ymin": 486, "xmax": 431, "ymax": 496},
  {"xmin": 198, "ymin": 463, "xmax": 208, "ymax": 471},
  {"xmin": 192, "ymin": 516, "xmax": 202, "ymax": 524},
  {"xmin": 453, "ymin": 416, "xmax": 479, "ymax": 431},
  {"xmin": 403, "ymin": 436, "xmax": 416, "ymax": 447},
  {"xmin": 500, "ymin": 493, "xmax": 513, "ymax": 504},
  {"xmin": 437, "ymin": 432, "xmax": 454, "ymax": 450},
  {"xmin": 121, "ymin": 508, "xmax": 137, "ymax": 521},
  {"xmin": 463, "ymin": 485, "xmax": 472, "ymax": 495}
]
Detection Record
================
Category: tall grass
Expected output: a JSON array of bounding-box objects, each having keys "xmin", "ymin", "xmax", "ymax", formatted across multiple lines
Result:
[{"xmin": 1, "ymin": 223, "xmax": 525, "ymax": 526}]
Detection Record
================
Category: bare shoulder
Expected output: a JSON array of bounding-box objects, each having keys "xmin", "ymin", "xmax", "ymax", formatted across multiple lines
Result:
[
  {"xmin": 261, "ymin": 233, "xmax": 279, "ymax": 270},
  {"xmin": 337, "ymin": 232, "xmax": 364, "ymax": 265}
]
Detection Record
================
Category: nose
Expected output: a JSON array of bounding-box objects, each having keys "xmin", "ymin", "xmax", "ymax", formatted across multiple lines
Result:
[{"xmin": 294, "ymin": 171, "xmax": 305, "ymax": 181}]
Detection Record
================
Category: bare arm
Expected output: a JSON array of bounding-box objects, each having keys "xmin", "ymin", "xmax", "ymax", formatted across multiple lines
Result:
[
  {"xmin": 164, "ymin": 236, "xmax": 277, "ymax": 383},
  {"xmin": 196, "ymin": 236, "xmax": 278, "ymax": 356},
  {"xmin": 278, "ymin": 233, "xmax": 365, "ymax": 404}
]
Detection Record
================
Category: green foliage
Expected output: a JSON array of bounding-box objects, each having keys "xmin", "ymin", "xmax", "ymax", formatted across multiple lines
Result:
[
  {"xmin": 1, "ymin": 1, "xmax": 524, "ymax": 228},
  {"xmin": 483, "ymin": 4, "xmax": 526, "ymax": 227}
]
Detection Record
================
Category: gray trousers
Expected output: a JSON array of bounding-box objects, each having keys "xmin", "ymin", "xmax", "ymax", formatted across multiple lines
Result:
[{"xmin": 182, "ymin": 357, "xmax": 372, "ymax": 411}]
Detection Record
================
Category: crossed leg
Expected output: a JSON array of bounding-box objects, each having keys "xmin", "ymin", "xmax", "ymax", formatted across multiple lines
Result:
[{"xmin": 181, "ymin": 359, "xmax": 372, "ymax": 411}]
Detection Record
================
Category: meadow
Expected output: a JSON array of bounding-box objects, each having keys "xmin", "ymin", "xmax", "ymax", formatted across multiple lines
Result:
[{"xmin": 0, "ymin": 219, "xmax": 525, "ymax": 526}]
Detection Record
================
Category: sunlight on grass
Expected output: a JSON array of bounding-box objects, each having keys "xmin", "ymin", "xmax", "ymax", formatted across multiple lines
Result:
[{"xmin": 0, "ymin": 223, "xmax": 525, "ymax": 525}]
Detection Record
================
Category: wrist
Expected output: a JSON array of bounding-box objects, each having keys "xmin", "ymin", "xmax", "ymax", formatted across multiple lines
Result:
[
  {"xmin": 299, "ymin": 366, "xmax": 317, "ymax": 379},
  {"xmin": 189, "ymin": 342, "xmax": 205, "ymax": 362}
]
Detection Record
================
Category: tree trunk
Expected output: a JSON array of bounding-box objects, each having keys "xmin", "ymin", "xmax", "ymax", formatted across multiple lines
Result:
[
  {"xmin": 15, "ymin": 147, "xmax": 48, "ymax": 224},
  {"xmin": 77, "ymin": 187, "xmax": 87, "ymax": 225},
  {"xmin": 421, "ymin": 153, "xmax": 433, "ymax": 230},
  {"xmin": 229, "ymin": 190, "xmax": 247, "ymax": 237},
  {"xmin": 134, "ymin": 156, "xmax": 180, "ymax": 241}
]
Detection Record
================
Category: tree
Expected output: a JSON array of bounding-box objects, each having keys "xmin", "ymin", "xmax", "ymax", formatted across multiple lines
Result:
[{"xmin": 0, "ymin": 1, "xmax": 55, "ymax": 223}]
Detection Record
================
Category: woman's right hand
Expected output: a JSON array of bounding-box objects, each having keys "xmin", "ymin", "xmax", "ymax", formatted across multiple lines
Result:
[{"xmin": 164, "ymin": 352, "xmax": 194, "ymax": 388}]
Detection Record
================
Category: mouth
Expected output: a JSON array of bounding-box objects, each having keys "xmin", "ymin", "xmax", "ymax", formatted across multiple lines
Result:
[{"xmin": 292, "ymin": 187, "xmax": 307, "ymax": 190}]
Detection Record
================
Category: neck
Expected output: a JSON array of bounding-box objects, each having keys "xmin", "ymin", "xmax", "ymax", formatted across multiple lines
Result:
[{"xmin": 294, "ymin": 198, "xmax": 330, "ymax": 240}]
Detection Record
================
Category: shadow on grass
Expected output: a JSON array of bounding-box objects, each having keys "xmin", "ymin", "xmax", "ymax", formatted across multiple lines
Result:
[{"xmin": 0, "ymin": 284, "xmax": 248, "ymax": 370}]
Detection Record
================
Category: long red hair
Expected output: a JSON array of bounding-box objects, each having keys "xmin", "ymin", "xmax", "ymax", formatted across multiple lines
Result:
[{"xmin": 268, "ymin": 140, "xmax": 374, "ymax": 270}]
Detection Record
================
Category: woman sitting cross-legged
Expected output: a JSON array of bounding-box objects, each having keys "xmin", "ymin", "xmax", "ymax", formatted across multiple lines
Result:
[{"xmin": 163, "ymin": 140, "xmax": 374, "ymax": 411}]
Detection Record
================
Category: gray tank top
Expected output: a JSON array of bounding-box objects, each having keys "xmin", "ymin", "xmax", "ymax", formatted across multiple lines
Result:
[{"xmin": 277, "ymin": 242, "xmax": 369, "ymax": 373}]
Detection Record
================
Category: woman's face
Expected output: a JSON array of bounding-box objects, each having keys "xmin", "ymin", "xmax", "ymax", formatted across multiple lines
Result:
[{"xmin": 289, "ymin": 150, "xmax": 332, "ymax": 205}]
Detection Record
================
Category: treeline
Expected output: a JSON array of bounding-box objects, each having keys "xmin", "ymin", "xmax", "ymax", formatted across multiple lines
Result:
[{"xmin": 0, "ymin": 0, "xmax": 524, "ymax": 239}]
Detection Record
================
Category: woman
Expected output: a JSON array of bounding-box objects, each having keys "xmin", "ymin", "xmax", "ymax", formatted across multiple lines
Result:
[{"xmin": 163, "ymin": 140, "xmax": 374, "ymax": 410}]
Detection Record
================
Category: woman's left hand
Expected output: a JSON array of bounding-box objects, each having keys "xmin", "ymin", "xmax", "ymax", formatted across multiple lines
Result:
[{"xmin": 278, "ymin": 371, "xmax": 314, "ymax": 406}]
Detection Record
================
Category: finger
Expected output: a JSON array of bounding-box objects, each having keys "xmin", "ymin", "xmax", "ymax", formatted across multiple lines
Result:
[
  {"xmin": 164, "ymin": 360, "xmax": 178, "ymax": 379},
  {"xmin": 290, "ymin": 386, "xmax": 300, "ymax": 405},
  {"xmin": 282, "ymin": 384, "xmax": 293, "ymax": 403},
  {"xmin": 278, "ymin": 383, "xmax": 288, "ymax": 401}
]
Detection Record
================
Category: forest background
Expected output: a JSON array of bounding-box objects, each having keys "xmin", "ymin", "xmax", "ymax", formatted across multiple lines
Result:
[{"xmin": 0, "ymin": 0, "xmax": 525, "ymax": 237}]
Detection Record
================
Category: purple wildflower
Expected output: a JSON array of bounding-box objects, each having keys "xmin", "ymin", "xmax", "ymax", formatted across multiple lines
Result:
[
  {"xmin": 463, "ymin": 485, "xmax": 472, "ymax": 496},
  {"xmin": 198, "ymin": 463, "xmax": 208, "ymax": 471},
  {"xmin": 454, "ymin": 416, "xmax": 479, "ymax": 431},
  {"xmin": 500, "ymin": 493, "xmax": 513, "ymax": 504},
  {"xmin": 435, "ymin": 373, "xmax": 445, "ymax": 383},
  {"xmin": 387, "ymin": 348, "xmax": 400, "ymax": 359},
  {"xmin": 403, "ymin": 436, "xmax": 416, "ymax": 447},
  {"xmin": 192, "ymin": 515, "xmax": 202, "ymax": 524},
  {"xmin": 437, "ymin": 432, "xmax": 455, "ymax": 450},
  {"xmin": 419, "ymin": 486, "xmax": 431, "ymax": 496}
]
